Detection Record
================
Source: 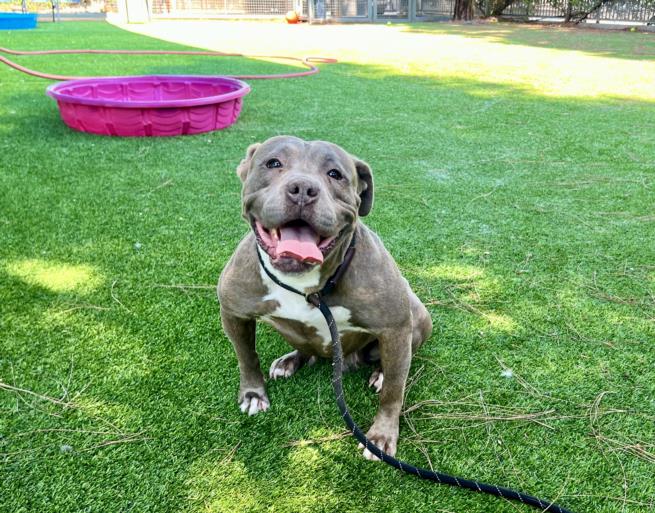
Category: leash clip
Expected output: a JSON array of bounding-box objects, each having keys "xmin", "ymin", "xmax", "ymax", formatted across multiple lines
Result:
[{"xmin": 305, "ymin": 292, "xmax": 322, "ymax": 307}]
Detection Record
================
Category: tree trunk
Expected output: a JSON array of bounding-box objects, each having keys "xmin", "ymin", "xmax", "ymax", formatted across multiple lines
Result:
[
  {"xmin": 453, "ymin": 0, "xmax": 473, "ymax": 20},
  {"xmin": 564, "ymin": 0, "xmax": 573, "ymax": 22},
  {"xmin": 490, "ymin": 0, "xmax": 514, "ymax": 16},
  {"xmin": 571, "ymin": 0, "xmax": 611, "ymax": 24}
]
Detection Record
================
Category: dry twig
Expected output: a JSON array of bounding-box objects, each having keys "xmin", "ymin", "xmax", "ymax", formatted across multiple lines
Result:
[
  {"xmin": 76, "ymin": 432, "xmax": 151, "ymax": 453},
  {"xmin": 0, "ymin": 381, "xmax": 74, "ymax": 408},
  {"xmin": 111, "ymin": 280, "xmax": 132, "ymax": 313}
]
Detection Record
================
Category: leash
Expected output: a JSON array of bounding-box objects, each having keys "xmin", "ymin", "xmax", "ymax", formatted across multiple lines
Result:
[
  {"xmin": 0, "ymin": 47, "xmax": 336, "ymax": 81},
  {"xmin": 257, "ymin": 232, "xmax": 576, "ymax": 513}
]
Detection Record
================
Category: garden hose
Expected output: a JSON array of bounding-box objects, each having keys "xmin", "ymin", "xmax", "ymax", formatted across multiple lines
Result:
[{"xmin": 0, "ymin": 46, "xmax": 336, "ymax": 81}]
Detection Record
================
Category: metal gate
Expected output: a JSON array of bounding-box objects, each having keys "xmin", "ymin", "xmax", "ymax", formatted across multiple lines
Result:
[
  {"xmin": 308, "ymin": 0, "xmax": 451, "ymax": 19},
  {"xmin": 375, "ymin": 0, "xmax": 410, "ymax": 19},
  {"xmin": 310, "ymin": 0, "xmax": 369, "ymax": 19}
]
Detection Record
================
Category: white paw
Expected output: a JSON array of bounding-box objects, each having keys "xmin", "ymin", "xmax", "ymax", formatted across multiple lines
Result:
[
  {"xmin": 368, "ymin": 369, "xmax": 384, "ymax": 393},
  {"xmin": 239, "ymin": 392, "xmax": 270, "ymax": 416},
  {"xmin": 269, "ymin": 353, "xmax": 315, "ymax": 380}
]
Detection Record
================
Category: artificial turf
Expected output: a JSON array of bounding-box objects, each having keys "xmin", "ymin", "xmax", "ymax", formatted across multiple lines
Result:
[{"xmin": 1, "ymin": 20, "xmax": 654, "ymax": 513}]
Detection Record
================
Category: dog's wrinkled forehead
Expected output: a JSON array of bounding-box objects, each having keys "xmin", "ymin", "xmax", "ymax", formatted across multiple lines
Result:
[{"xmin": 256, "ymin": 137, "xmax": 354, "ymax": 176}]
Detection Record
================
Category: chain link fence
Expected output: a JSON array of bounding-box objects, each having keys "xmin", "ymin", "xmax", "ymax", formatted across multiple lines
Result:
[
  {"xmin": 102, "ymin": 0, "xmax": 655, "ymax": 24},
  {"xmin": 149, "ymin": 0, "xmax": 294, "ymax": 14}
]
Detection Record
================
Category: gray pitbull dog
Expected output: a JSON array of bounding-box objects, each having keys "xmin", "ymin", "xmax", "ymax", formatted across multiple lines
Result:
[{"xmin": 218, "ymin": 135, "xmax": 432, "ymax": 459}]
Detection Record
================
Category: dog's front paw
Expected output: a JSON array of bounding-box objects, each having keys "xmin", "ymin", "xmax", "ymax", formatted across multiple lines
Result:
[
  {"xmin": 239, "ymin": 390, "xmax": 270, "ymax": 416},
  {"xmin": 358, "ymin": 419, "xmax": 399, "ymax": 461}
]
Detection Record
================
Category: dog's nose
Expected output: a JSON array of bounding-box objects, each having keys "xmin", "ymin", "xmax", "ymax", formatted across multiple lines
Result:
[{"xmin": 286, "ymin": 178, "xmax": 319, "ymax": 205}]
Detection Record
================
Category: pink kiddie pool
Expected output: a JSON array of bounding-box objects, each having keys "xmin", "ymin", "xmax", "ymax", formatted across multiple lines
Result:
[{"xmin": 46, "ymin": 75, "xmax": 251, "ymax": 137}]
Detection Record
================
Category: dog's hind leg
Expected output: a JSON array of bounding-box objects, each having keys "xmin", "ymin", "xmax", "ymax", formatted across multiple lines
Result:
[{"xmin": 409, "ymin": 292, "xmax": 433, "ymax": 354}]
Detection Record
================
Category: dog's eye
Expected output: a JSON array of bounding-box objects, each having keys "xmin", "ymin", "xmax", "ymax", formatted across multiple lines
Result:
[
  {"xmin": 265, "ymin": 158, "xmax": 283, "ymax": 169},
  {"xmin": 327, "ymin": 169, "xmax": 343, "ymax": 180}
]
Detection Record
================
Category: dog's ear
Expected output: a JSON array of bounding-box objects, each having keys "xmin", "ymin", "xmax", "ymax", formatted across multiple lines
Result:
[
  {"xmin": 236, "ymin": 143, "xmax": 261, "ymax": 182},
  {"xmin": 354, "ymin": 158, "xmax": 374, "ymax": 217}
]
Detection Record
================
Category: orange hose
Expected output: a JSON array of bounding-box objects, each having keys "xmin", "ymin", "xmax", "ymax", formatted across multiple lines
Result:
[{"xmin": 0, "ymin": 47, "xmax": 336, "ymax": 80}]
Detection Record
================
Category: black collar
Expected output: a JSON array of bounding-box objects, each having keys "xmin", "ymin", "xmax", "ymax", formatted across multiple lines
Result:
[{"xmin": 256, "ymin": 232, "xmax": 356, "ymax": 307}]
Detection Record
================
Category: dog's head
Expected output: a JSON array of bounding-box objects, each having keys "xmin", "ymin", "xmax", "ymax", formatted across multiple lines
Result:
[{"xmin": 236, "ymin": 135, "xmax": 373, "ymax": 274}]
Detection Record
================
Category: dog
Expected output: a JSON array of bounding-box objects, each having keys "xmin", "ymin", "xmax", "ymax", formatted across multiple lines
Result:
[{"xmin": 218, "ymin": 135, "xmax": 432, "ymax": 459}]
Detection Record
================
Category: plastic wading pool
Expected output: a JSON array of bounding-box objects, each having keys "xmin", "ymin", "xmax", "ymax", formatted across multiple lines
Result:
[{"xmin": 46, "ymin": 75, "xmax": 251, "ymax": 137}]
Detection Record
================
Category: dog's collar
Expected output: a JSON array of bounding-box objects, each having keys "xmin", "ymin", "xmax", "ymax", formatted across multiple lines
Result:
[{"xmin": 256, "ymin": 232, "xmax": 356, "ymax": 307}]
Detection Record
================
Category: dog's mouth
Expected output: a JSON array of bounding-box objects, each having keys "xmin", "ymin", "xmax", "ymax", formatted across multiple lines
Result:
[{"xmin": 253, "ymin": 218, "xmax": 340, "ymax": 267}]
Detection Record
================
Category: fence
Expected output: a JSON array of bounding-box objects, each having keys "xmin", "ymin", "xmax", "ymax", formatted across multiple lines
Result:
[
  {"xmin": 149, "ymin": 0, "xmax": 298, "ymax": 15},
  {"xmin": 147, "ymin": 0, "xmax": 452, "ymax": 18},
  {"xmin": 117, "ymin": 0, "xmax": 655, "ymax": 23},
  {"xmin": 502, "ymin": 0, "xmax": 655, "ymax": 22}
]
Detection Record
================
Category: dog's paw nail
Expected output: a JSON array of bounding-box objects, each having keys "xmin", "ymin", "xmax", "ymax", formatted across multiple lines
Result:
[
  {"xmin": 270, "ymin": 367, "xmax": 286, "ymax": 380},
  {"xmin": 368, "ymin": 369, "xmax": 384, "ymax": 393},
  {"xmin": 239, "ymin": 393, "xmax": 270, "ymax": 415}
]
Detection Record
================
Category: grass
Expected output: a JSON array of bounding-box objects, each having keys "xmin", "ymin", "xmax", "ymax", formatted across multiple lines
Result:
[{"xmin": 1, "ymin": 20, "xmax": 654, "ymax": 513}]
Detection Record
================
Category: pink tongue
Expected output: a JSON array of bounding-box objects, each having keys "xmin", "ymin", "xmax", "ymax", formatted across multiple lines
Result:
[{"xmin": 276, "ymin": 225, "xmax": 324, "ymax": 264}]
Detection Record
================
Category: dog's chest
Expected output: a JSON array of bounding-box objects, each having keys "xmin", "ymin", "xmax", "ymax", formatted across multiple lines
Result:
[{"xmin": 258, "ymin": 265, "xmax": 367, "ymax": 347}]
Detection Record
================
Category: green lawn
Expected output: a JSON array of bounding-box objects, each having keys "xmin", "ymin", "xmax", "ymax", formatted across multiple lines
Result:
[{"xmin": 1, "ymin": 20, "xmax": 654, "ymax": 513}]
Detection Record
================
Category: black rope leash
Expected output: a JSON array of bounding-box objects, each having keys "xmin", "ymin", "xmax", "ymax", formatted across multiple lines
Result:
[{"xmin": 257, "ymin": 236, "xmax": 576, "ymax": 513}]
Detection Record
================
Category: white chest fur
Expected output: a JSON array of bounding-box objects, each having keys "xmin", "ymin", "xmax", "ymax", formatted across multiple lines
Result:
[{"xmin": 257, "ymin": 250, "xmax": 368, "ymax": 347}]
